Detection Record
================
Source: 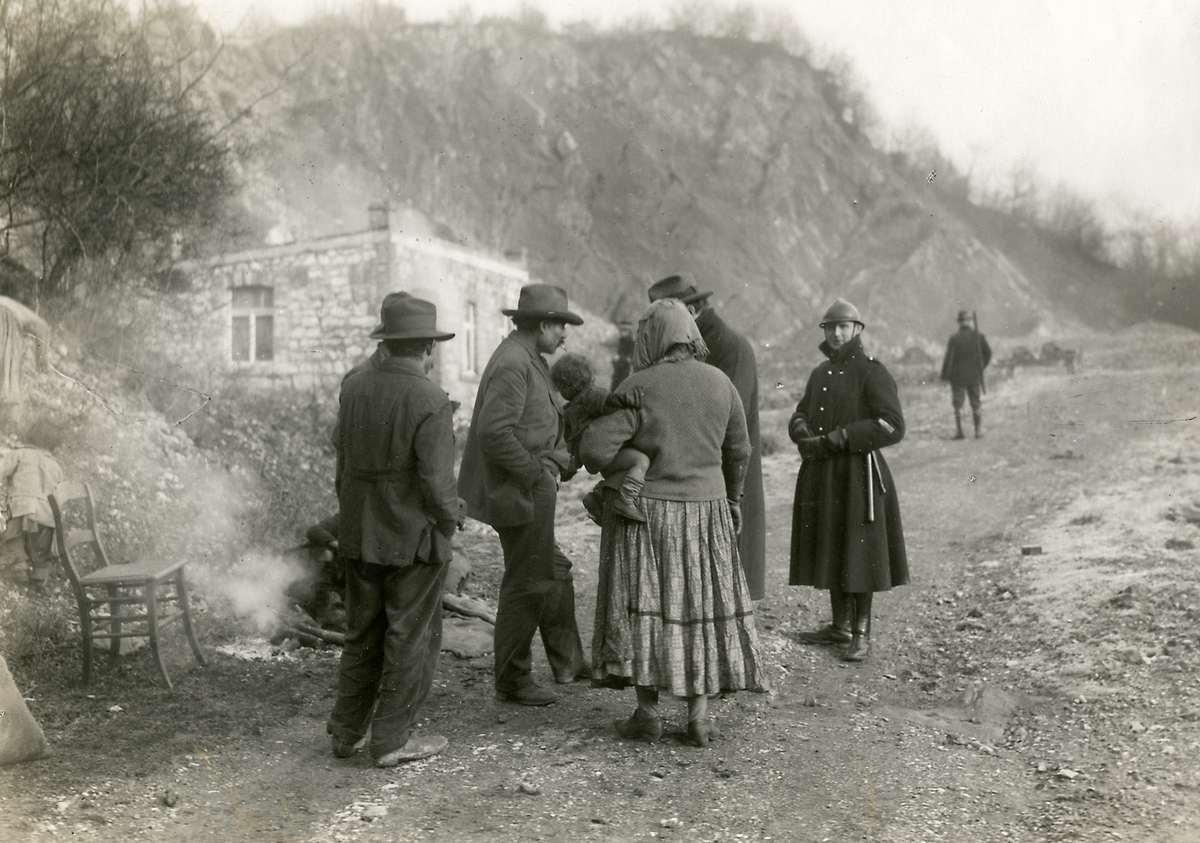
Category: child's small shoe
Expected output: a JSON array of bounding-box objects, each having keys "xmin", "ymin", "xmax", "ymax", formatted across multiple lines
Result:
[
  {"xmin": 581, "ymin": 491, "xmax": 603, "ymax": 525},
  {"xmin": 612, "ymin": 492, "xmax": 647, "ymax": 522}
]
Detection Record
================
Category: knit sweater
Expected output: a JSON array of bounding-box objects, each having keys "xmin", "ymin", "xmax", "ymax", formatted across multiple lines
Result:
[{"xmin": 580, "ymin": 357, "xmax": 749, "ymax": 502}]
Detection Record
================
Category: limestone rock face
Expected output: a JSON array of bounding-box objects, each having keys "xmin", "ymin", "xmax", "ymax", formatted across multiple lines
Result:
[{"xmin": 201, "ymin": 19, "xmax": 1135, "ymax": 360}]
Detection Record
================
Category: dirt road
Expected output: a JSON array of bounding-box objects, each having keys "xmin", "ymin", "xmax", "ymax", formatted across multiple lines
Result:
[{"xmin": 2, "ymin": 326, "xmax": 1198, "ymax": 842}]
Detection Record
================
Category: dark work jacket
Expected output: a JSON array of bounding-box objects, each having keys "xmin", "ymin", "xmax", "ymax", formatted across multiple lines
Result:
[
  {"xmin": 458, "ymin": 331, "xmax": 570, "ymax": 528},
  {"xmin": 336, "ymin": 355, "xmax": 459, "ymax": 567},
  {"xmin": 940, "ymin": 326, "xmax": 992, "ymax": 387},
  {"xmin": 787, "ymin": 335, "xmax": 908, "ymax": 593},
  {"xmin": 695, "ymin": 307, "xmax": 766, "ymax": 601}
]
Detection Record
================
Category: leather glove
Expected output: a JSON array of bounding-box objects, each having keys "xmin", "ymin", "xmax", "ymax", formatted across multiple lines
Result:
[
  {"xmin": 727, "ymin": 500, "xmax": 743, "ymax": 536},
  {"xmin": 788, "ymin": 417, "xmax": 813, "ymax": 443},
  {"xmin": 798, "ymin": 429, "xmax": 849, "ymax": 460}
]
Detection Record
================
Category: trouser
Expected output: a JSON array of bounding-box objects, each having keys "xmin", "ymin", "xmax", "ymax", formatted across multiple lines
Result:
[
  {"xmin": 493, "ymin": 473, "xmax": 585, "ymax": 693},
  {"xmin": 311, "ymin": 548, "xmax": 345, "ymax": 609},
  {"xmin": 25, "ymin": 524, "xmax": 54, "ymax": 585},
  {"xmin": 327, "ymin": 556, "xmax": 447, "ymax": 757},
  {"xmin": 951, "ymin": 384, "xmax": 983, "ymax": 412}
]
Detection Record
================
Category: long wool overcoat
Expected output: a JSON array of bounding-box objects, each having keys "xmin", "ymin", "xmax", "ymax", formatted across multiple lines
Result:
[
  {"xmin": 695, "ymin": 308, "xmax": 766, "ymax": 601},
  {"xmin": 788, "ymin": 335, "xmax": 908, "ymax": 593}
]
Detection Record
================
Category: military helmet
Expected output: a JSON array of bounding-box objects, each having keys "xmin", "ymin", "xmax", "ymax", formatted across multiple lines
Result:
[{"xmin": 819, "ymin": 298, "xmax": 864, "ymax": 328}]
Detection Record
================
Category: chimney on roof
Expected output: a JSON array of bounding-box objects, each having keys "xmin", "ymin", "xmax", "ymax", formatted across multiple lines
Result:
[{"xmin": 368, "ymin": 202, "xmax": 391, "ymax": 231}]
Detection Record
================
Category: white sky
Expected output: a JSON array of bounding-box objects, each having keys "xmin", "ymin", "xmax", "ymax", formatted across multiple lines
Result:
[{"xmin": 189, "ymin": 0, "xmax": 1200, "ymax": 225}]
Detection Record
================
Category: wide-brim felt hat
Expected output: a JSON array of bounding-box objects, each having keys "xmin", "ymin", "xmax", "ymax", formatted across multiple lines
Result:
[
  {"xmin": 647, "ymin": 274, "xmax": 713, "ymax": 305},
  {"xmin": 501, "ymin": 283, "xmax": 583, "ymax": 325},
  {"xmin": 957, "ymin": 309, "xmax": 973, "ymax": 322},
  {"xmin": 369, "ymin": 292, "xmax": 455, "ymax": 340}
]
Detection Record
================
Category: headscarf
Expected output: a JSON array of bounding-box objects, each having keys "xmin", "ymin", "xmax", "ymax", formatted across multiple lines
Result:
[{"xmin": 633, "ymin": 298, "xmax": 708, "ymax": 371}]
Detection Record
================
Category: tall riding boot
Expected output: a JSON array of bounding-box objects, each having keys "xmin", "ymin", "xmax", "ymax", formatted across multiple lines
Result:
[
  {"xmin": 953, "ymin": 411, "xmax": 966, "ymax": 440},
  {"xmin": 973, "ymin": 411, "xmax": 983, "ymax": 439},
  {"xmin": 841, "ymin": 593, "xmax": 872, "ymax": 662},
  {"xmin": 796, "ymin": 589, "xmax": 852, "ymax": 645}
]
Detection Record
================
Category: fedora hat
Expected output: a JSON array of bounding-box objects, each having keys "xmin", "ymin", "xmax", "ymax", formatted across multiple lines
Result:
[
  {"xmin": 647, "ymin": 274, "xmax": 713, "ymax": 305},
  {"xmin": 369, "ymin": 292, "xmax": 455, "ymax": 341},
  {"xmin": 501, "ymin": 284, "xmax": 583, "ymax": 325},
  {"xmin": 956, "ymin": 309, "xmax": 973, "ymax": 323}
]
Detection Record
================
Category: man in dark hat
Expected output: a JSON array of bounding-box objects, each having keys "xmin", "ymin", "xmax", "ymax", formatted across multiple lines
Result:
[
  {"xmin": 788, "ymin": 299, "xmax": 908, "ymax": 662},
  {"xmin": 327, "ymin": 292, "xmax": 462, "ymax": 767},
  {"xmin": 647, "ymin": 274, "xmax": 766, "ymax": 601},
  {"xmin": 459, "ymin": 283, "xmax": 587, "ymax": 706},
  {"xmin": 940, "ymin": 310, "xmax": 992, "ymax": 439}
]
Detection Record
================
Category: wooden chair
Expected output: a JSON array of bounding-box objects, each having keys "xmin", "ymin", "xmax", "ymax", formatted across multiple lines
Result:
[{"xmin": 48, "ymin": 481, "xmax": 206, "ymax": 689}]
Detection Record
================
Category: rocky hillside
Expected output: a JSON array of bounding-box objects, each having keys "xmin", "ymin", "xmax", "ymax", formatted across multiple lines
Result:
[{"xmin": 201, "ymin": 15, "xmax": 1138, "ymax": 354}]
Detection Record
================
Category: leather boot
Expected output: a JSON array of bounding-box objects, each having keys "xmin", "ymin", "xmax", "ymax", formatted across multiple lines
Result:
[
  {"xmin": 973, "ymin": 411, "xmax": 983, "ymax": 439},
  {"xmin": 795, "ymin": 590, "xmax": 852, "ymax": 645},
  {"xmin": 840, "ymin": 594, "xmax": 872, "ymax": 662},
  {"xmin": 953, "ymin": 411, "xmax": 966, "ymax": 440}
]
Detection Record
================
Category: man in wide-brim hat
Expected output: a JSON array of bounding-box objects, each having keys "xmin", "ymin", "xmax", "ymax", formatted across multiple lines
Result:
[
  {"xmin": 647, "ymin": 273, "xmax": 767, "ymax": 603},
  {"xmin": 460, "ymin": 283, "xmax": 587, "ymax": 706},
  {"xmin": 328, "ymin": 292, "xmax": 463, "ymax": 767}
]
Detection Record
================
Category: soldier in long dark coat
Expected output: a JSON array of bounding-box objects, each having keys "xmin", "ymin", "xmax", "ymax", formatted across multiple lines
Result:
[
  {"xmin": 788, "ymin": 299, "xmax": 908, "ymax": 662},
  {"xmin": 647, "ymin": 275, "xmax": 767, "ymax": 602},
  {"xmin": 940, "ymin": 309, "xmax": 992, "ymax": 439}
]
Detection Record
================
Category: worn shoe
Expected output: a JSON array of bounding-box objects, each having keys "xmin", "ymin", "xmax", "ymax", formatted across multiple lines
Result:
[
  {"xmin": 553, "ymin": 659, "xmax": 592, "ymax": 685},
  {"xmin": 685, "ymin": 719, "xmax": 720, "ymax": 748},
  {"xmin": 614, "ymin": 708, "xmax": 663, "ymax": 742},
  {"xmin": 794, "ymin": 624, "xmax": 852, "ymax": 646},
  {"xmin": 496, "ymin": 685, "xmax": 559, "ymax": 706},
  {"xmin": 375, "ymin": 735, "xmax": 448, "ymax": 767},
  {"xmin": 330, "ymin": 734, "xmax": 364, "ymax": 759}
]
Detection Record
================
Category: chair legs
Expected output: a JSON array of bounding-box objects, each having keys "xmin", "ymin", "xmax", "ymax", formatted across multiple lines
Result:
[
  {"xmin": 80, "ymin": 602, "xmax": 93, "ymax": 686},
  {"xmin": 176, "ymin": 570, "xmax": 206, "ymax": 667},
  {"xmin": 76, "ymin": 572, "xmax": 204, "ymax": 690},
  {"xmin": 146, "ymin": 584, "xmax": 172, "ymax": 690},
  {"xmin": 107, "ymin": 585, "xmax": 122, "ymax": 667}
]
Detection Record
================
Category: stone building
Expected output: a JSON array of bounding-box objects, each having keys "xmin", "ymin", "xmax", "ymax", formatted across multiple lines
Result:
[{"xmin": 169, "ymin": 206, "xmax": 528, "ymax": 410}]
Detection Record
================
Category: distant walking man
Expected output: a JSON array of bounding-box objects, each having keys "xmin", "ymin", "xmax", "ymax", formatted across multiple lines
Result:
[
  {"xmin": 648, "ymin": 274, "xmax": 766, "ymax": 601},
  {"xmin": 940, "ymin": 309, "xmax": 992, "ymax": 439},
  {"xmin": 459, "ymin": 284, "xmax": 587, "ymax": 706},
  {"xmin": 328, "ymin": 293, "xmax": 461, "ymax": 767}
]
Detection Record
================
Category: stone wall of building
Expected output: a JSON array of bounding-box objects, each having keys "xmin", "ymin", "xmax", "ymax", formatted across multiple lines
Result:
[{"xmin": 150, "ymin": 221, "xmax": 620, "ymax": 419}]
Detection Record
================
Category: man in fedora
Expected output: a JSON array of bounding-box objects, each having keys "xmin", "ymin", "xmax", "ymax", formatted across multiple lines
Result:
[
  {"xmin": 460, "ymin": 283, "xmax": 587, "ymax": 706},
  {"xmin": 327, "ymin": 292, "xmax": 463, "ymax": 767},
  {"xmin": 940, "ymin": 309, "xmax": 992, "ymax": 439},
  {"xmin": 647, "ymin": 274, "xmax": 767, "ymax": 602}
]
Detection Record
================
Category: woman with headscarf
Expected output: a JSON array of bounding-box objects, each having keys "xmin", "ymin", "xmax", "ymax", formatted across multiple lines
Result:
[{"xmin": 580, "ymin": 299, "xmax": 767, "ymax": 747}]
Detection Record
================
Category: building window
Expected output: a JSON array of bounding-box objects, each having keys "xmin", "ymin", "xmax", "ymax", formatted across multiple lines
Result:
[
  {"xmin": 231, "ymin": 285, "xmax": 275, "ymax": 362},
  {"xmin": 462, "ymin": 301, "xmax": 478, "ymax": 376}
]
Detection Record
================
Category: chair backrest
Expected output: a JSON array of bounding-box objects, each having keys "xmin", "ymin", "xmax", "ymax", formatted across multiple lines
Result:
[{"xmin": 48, "ymin": 481, "xmax": 112, "ymax": 596}]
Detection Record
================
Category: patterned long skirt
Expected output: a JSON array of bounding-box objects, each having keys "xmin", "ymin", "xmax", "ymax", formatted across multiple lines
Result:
[{"xmin": 591, "ymin": 496, "xmax": 768, "ymax": 698}]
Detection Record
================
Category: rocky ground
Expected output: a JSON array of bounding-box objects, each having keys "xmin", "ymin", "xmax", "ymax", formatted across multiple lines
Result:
[{"xmin": 1, "ymin": 324, "xmax": 1198, "ymax": 842}]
